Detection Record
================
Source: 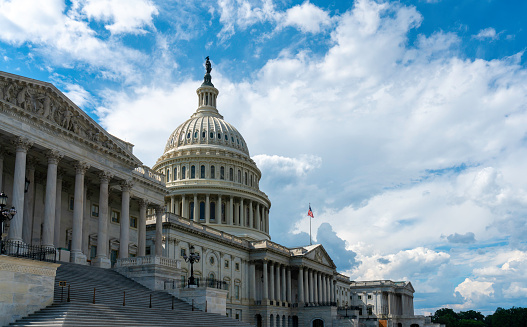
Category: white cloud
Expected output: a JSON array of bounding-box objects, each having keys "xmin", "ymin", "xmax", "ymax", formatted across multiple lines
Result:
[
  {"xmin": 216, "ymin": 0, "xmax": 277, "ymax": 40},
  {"xmin": 473, "ymin": 27, "xmax": 500, "ymax": 40},
  {"xmin": 81, "ymin": 0, "xmax": 158, "ymax": 34},
  {"xmin": 63, "ymin": 83, "xmax": 93, "ymax": 109},
  {"xmin": 253, "ymin": 154, "xmax": 321, "ymax": 177},
  {"xmin": 453, "ymin": 278, "xmax": 494, "ymax": 309},
  {"xmin": 281, "ymin": 2, "xmax": 332, "ymax": 33}
]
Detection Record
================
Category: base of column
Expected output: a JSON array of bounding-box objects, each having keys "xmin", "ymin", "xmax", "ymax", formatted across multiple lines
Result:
[
  {"xmin": 70, "ymin": 252, "xmax": 87, "ymax": 265},
  {"xmin": 92, "ymin": 256, "xmax": 111, "ymax": 268}
]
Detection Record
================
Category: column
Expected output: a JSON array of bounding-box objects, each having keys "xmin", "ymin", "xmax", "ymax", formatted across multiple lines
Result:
[
  {"xmin": 175, "ymin": 197, "xmax": 180, "ymax": 215},
  {"xmin": 316, "ymin": 272, "xmax": 321, "ymax": 304},
  {"xmin": 240, "ymin": 198, "xmax": 244, "ymax": 226},
  {"xmin": 42, "ymin": 151, "xmax": 62, "ymax": 248},
  {"xmin": 269, "ymin": 261, "xmax": 275, "ymax": 301},
  {"xmin": 263, "ymin": 260, "xmax": 269, "ymax": 301},
  {"xmin": 181, "ymin": 194, "xmax": 186, "ymax": 218},
  {"xmin": 287, "ymin": 267, "xmax": 292, "ymax": 303},
  {"xmin": 205, "ymin": 194, "xmax": 210, "ymax": 223},
  {"xmin": 0, "ymin": 150, "xmax": 4, "ymax": 190},
  {"xmin": 217, "ymin": 195, "xmax": 222, "ymax": 223},
  {"xmin": 229, "ymin": 196, "xmax": 234, "ymax": 225},
  {"xmin": 331, "ymin": 277, "xmax": 336, "ymax": 303},
  {"xmin": 265, "ymin": 208, "xmax": 269, "ymax": 233},
  {"xmin": 304, "ymin": 268, "xmax": 309, "ymax": 304},
  {"xmin": 70, "ymin": 162, "xmax": 89, "ymax": 264},
  {"xmin": 137, "ymin": 199, "xmax": 148, "ymax": 257},
  {"xmin": 298, "ymin": 266, "xmax": 304, "ymax": 303},
  {"xmin": 282, "ymin": 265, "xmax": 287, "ymax": 302},
  {"xmin": 22, "ymin": 159, "xmax": 35, "ymax": 244},
  {"xmin": 53, "ymin": 170, "xmax": 63, "ymax": 247},
  {"xmin": 234, "ymin": 202, "xmax": 239, "ymax": 225},
  {"xmin": 249, "ymin": 200, "xmax": 253, "ymax": 228},
  {"xmin": 119, "ymin": 181, "xmax": 132, "ymax": 259},
  {"xmin": 9, "ymin": 138, "xmax": 32, "ymax": 242},
  {"xmin": 193, "ymin": 193, "xmax": 198, "ymax": 221},
  {"xmin": 322, "ymin": 275, "xmax": 327, "ymax": 304},
  {"xmin": 170, "ymin": 195, "xmax": 175, "ymax": 213},
  {"xmin": 309, "ymin": 269, "xmax": 314, "ymax": 304},
  {"xmin": 275, "ymin": 264, "xmax": 281, "ymax": 302},
  {"xmin": 249, "ymin": 261, "xmax": 256, "ymax": 302},
  {"xmin": 155, "ymin": 206, "xmax": 164, "ymax": 256},
  {"xmin": 255, "ymin": 203, "xmax": 260, "ymax": 230},
  {"xmin": 93, "ymin": 172, "xmax": 111, "ymax": 267}
]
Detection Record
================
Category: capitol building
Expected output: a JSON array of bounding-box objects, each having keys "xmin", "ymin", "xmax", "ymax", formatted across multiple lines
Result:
[{"xmin": 0, "ymin": 61, "xmax": 441, "ymax": 327}]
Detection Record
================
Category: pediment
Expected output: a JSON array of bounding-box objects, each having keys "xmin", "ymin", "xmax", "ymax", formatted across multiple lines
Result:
[
  {"xmin": 303, "ymin": 244, "xmax": 336, "ymax": 268},
  {"xmin": 0, "ymin": 71, "xmax": 141, "ymax": 167}
]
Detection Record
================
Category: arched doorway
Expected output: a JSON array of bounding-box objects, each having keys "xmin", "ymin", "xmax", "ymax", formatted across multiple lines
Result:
[
  {"xmin": 312, "ymin": 318, "xmax": 324, "ymax": 327},
  {"xmin": 255, "ymin": 314, "xmax": 262, "ymax": 327},
  {"xmin": 292, "ymin": 316, "xmax": 299, "ymax": 327},
  {"xmin": 411, "ymin": 325, "xmax": 420, "ymax": 327}
]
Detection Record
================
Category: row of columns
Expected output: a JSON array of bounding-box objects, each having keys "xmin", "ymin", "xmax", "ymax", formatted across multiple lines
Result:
[
  {"xmin": 3, "ymin": 137, "xmax": 165, "ymax": 266},
  {"xmin": 297, "ymin": 266, "xmax": 336, "ymax": 305},
  {"xmin": 168, "ymin": 194, "xmax": 269, "ymax": 233}
]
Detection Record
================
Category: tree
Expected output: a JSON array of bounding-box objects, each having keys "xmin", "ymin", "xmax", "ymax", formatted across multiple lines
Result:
[{"xmin": 432, "ymin": 308, "xmax": 459, "ymax": 327}]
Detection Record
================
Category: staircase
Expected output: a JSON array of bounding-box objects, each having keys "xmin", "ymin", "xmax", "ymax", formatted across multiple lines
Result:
[{"xmin": 8, "ymin": 262, "xmax": 252, "ymax": 327}]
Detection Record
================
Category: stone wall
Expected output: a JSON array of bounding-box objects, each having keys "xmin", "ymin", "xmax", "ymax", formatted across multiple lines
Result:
[{"xmin": 0, "ymin": 256, "xmax": 60, "ymax": 326}]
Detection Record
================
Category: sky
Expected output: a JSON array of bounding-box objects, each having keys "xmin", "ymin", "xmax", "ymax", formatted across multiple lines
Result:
[{"xmin": 1, "ymin": 0, "xmax": 527, "ymax": 316}]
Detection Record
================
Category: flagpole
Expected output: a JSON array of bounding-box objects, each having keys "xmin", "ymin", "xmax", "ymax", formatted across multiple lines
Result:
[{"xmin": 309, "ymin": 203, "xmax": 312, "ymax": 245}]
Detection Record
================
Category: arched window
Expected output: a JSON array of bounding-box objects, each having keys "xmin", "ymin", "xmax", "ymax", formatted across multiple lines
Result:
[
  {"xmin": 210, "ymin": 132, "xmax": 214, "ymax": 139},
  {"xmin": 202, "ymin": 131, "xmax": 206, "ymax": 138},
  {"xmin": 181, "ymin": 166, "xmax": 186, "ymax": 179},
  {"xmin": 225, "ymin": 134, "xmax": 228, "ymax": 141},
  {"xmin": 218, "ymin": 132, "xmax": 221, "ymax": 139},
  {"xmin": 220, "ymin": 166, "xmax": 224, "ymax": 180},
  {"xmin": 229, "ymin": 168, "xmax": 234, "ymax": 181},
  {"xmin": 238, "ymin": 170, "xmax": 241, "ymax": 183},
  {"xmin": 174, "ymin": 167, "xmax": 178, "ymax": 180},
  {"xmin": 191, "ymin": 165, "xmax": 196, "ymax": 179},
  {"xmin": 194, "ymin": 131, "xmax": 198, "ymax": 138},
  {"xmin": 245, "ymin": 172, "xmax": 247, "ymax": 185},
  {"xmin": 187, "ymin": 132, "xmax": 190, "ymax": 139},
  {"xmin": 210, "ymin": 202, "xmax": 216, "ymax": 220},
  {"xmin": 166, "ymin": 169, "xmax": 170, "ymax": 182},
  {"xmin": 211, "ymin": 166, "xmax": 215, "ymax": 179},
  {"xmin": 312, "ymin": 319, "xmax": 324, "ymax": 327},
  {"xmin": 199, "ymin": 201, "xmax": 205, "ymax": 220},
  {"xmin": 200, "ymin": 165, "xmax": 205, "ymax": 178}
]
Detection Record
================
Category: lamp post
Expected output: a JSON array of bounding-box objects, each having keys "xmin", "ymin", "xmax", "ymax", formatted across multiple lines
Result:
[
  {"xmin": 183, "ymin": 245, "xmax": 200, "ymax": 287},
  {"xmin": 345, "ymin": 304, "xmax": 349, "ymax": 318},
  {"xmin": 0, "ymin": 192, "xmax": 16, "ymax": 252}
]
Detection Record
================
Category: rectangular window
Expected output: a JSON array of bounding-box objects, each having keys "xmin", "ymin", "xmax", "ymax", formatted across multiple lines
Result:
[
  {"xmin": 69, "ymin": 196, "xmax": 74, "ymax": 211},
  {"xmin": 367, "ymin": 294, "xmax": 372, "ymax": 300},
  {"xmin": 224, "ymin": 260, "xmax": 229, "ymax": 268},
  {"xmin": 367, "ymin": 307, "xmax": 373, "ymax": 315},
  {"xmin": 90, "ymin": 245, "xmax": 97, "ymax": 260},
  {"xmin": 130, "ymin": 216, "xmax": 138, "ymax": 228},
  {"xmin": 235, "ymin": 262, "xmax": 240, "ymax": 271},
  {"xmin": 181, "ymin": 248, "xmax": 186, "ymax": 257},
  {"xmin": 235, "ymin": 285, "xmax": 240, "ymax": 300},
  {"xmin": 145, "ymin": 246, "xmax": 151, "ymax": 255},
  {"xmin": 91, "ymin": 204, "xmax": 99, "ymax": 217},
  {"xmin": 358, "ymin": 295, "xmax": 362, "ymax": 300},
  {"xmin": 111, "ymin": 210, "xmax": 120, "ymax": 223}
]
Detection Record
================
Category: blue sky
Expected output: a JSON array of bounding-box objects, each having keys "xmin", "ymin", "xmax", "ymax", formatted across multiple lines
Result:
[{"xmin": 2, "ymin": 0, "xmax": 527, "ymax": 315}]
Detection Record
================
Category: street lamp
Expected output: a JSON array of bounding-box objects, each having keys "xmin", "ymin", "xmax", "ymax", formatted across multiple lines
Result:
[
  {"xmin": 0, "ymin": 192, "xmax": 16, "ymax": 249},
  {"xmin": 183, "ymin": 245, "xmax": 200, "ymax": 287},
  {"xmin": 345, "ymin": 304, "xmax": 349, "ymax": 318}
]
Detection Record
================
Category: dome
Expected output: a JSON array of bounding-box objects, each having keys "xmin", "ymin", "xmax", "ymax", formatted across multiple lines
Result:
[{"xmin": 163, "ymin": 115, "xmax": 249, "ymax": 156}]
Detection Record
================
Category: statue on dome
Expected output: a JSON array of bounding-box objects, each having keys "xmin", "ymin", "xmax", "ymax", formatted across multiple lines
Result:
[
  {"xmin": 202, "ymin": 56, "xmax": 214, "ymax": 86},
  {"xmin": 205, "ymin": 56, "xmax": 212, "ymax": 74}
]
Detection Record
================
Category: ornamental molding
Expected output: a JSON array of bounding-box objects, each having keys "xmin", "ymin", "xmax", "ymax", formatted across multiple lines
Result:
[{"xmin": 0, "ymin": 72, "xmax": 141, "ymax": 168}]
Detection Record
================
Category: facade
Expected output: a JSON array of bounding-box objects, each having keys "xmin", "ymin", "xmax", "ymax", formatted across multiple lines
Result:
[{"xmin": 0, "ymin": 65, "xmax": 440, "ymax": 327}]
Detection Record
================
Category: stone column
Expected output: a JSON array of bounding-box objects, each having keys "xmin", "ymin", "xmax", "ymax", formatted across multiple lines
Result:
[
  {"xmin": 263, "ymin": 260, "xmax": 269, "ymax": 301},
  {"xmin": 275, "ymin": 264, "xmax": 281, "ymax": 302},
  {"xmin": 53, "ymin": 170, "xmax": 63, "ymax": 247},
  {"xmin": 22, "ymin": 159, "xmax": 35, "ymax": 244},
  {"xmin": 93, "ymin": 172, "xmax": 112, "ymax": 267},
  {"xmin": 170, "ymin": 196, "xmax": 175, "ymax": 213},
  {"xmin": 317, "ymin": 272, "xmax": 321, "ymax": 304},
  {"xmin": 119, "ymin": 181, "xmax": 132, "ymax": 259},
  {"xmin": 304, "ymin": 268, "xmax": 309, "ymax": 304},
  {"xmin": 9, "ymin": 138, "xmax": 32, "ymax": 242},
  {"xmin": 205, "ymin": 194, "xmax": 210, "ymax": 223},
  {"xmin": 181, "ymin": 194, "xmax": 186, "ymax": 218},
  {"xmin": 322, "ymin": 275, "xmax": 327, "ymax": 304},
  {"xmin": 249, "ymin": 261, "xmax": 256, "ymax": 302},
  {"xmin": 229, "ymin": 196, "xmax": 234, "ymax": 225},
  {"xmin": 297, "ymin": 266, "xmax": 304, "ymax": 303},
  {"xmin": 309, "ymin": 269, "xmax": 314, "ymax": 304},
  {"xmin": 193, "ymin": 193, "xmax": 198, "ymax": 221},
  {"xmin": 269, "ymin": 261, "xmax": 275, "ymax": 301},
  {"xmin": 175, "ymin": 197, "xmax": 180, "ymax": 215},
  {"xmin": 155, "ymin": 206, "xmax": 164, "ymax": 256},
  {"xmin": 0, "ymin": 150, "xmax": 4, "ymax": 191},
  {"xmin": 137, "ymin": 199, "xmax": 148, "ymax": 257},
  {"xmin": 249, "ymin": 200, "xmax": 253, "ymax": 228},
  {"xmin": 255, "ymin": 203, "xmax": 260, "ymax": 230},
  {"xmin": 282, "ymin": 265, "xmax": 287, "ymax": 302},
  {"xmin": 41, "ymin": 151, "xmax": 62, "ymax": 248},
  {"xmin": 265, "ymin": 208, "xmax": 269, "ymax": 233},
  {"xmin": 331, "ymin": 277, "xmax": 336, "ymax": 303},
  {"xmin": 71, "ymin": 162, "xmax": 89, "ymax": 264},
  {"xmin": 240, "ymin": 198, "xmax": 244, "ymax": 226},
  {"xmin": 217, "ymin": 195, "xmax": 222, "ymax": 223}
]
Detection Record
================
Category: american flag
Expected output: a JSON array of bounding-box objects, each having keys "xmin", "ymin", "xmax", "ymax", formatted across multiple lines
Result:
[{"xmin": 307, "ymin": 204, "xmax": 314, "ymax": 218}]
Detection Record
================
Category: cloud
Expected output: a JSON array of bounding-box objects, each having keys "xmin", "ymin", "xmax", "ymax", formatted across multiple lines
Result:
[
  {"xmin": 453, "ymin": 278, "xmax": 494, "ymax": 308},
  {"xmin": 316, "ymin": 223, "xmax": 359, "ymax": 271},
  {"xmin": 473, "ymin": 27, "xmax": 500, "ymax": 40},
  {"xmin": 81, "ymin": 0, "xmax": 159, "ymax": 34},
  {"xmin": 447, "ymin": 232, "xmax": 476, "ymax": 244},
  {"xmin": 216, "ymin": 0, "xmax": 277, "ymax": 41},
  {"xmin": 253, "ymin": 154, "xmax": 321, "ymax": 178},
  {"xmin": 281, "ymin": 2, "xmax": 332, "ymax": 33}
]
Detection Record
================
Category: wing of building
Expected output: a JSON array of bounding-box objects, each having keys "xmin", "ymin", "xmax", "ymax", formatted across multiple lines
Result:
[{"xmin": 0, "ymin": 65, "xmax": 442, "ymax": 327}]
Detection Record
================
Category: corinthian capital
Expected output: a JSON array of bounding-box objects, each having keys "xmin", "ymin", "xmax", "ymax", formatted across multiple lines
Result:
[
  {"xmin": 99, "ymin": 171, "xmax": 113, "ymax": 183},
  {"xmin": 120, "ymin": 180, "xmax": 134, "ymax": 192},
  {"xmin": 46, "ymin": 150, "xmax": 63, "ymax": 165},
  {"xmin": 74, "ymin": 161, "xmax": 90, "ymax": 174},
  {"xmin": 12, "ymin": 137, "xmax": 33, "ymax": 152},
  {"xmin": 139, "ymin": 198, "xmax": 150, "ymax": 209}
]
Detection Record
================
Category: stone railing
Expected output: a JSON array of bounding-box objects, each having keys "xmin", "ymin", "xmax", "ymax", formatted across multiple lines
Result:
[
  {"xmin": 350, "ymin": 280, "xmax": 405, "ymax": 287},
  {"xmin": 249, "ymin": 240, "xmax": 291, "ymax": 256},
  {"xmin": 115, "ymin": 256, "xmax": 181, "ymax": 269},
  {"xmin": 133, "ymin": 165, "xmax": 165, "ymax": 185},
  {"xmin": 165, "ymin": 180, "xmax": 270, "ymax": 201}
]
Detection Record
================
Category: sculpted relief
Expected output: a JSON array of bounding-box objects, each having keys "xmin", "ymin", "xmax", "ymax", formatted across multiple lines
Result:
[{"xmin": 0, "ymin": 77, "xmax": 120, "ymax": 153}]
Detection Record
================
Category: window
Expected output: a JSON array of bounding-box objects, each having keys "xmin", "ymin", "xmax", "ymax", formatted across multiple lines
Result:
[
  {"xmin": 191, "ymin": 165, "xmax": 196, "ymax": 179},
  {"xmin": 237, "ymin": 170, "xmax": 241, "ymax": 183},
  {"xmin": 91, "ymin": 204, "xmax": 99, "ymax": 217},
  {"xmin": 367, "ymin": 307, "xmax": 373, "ymax": 315},
  {"xmin": 209, "ymin": 257, "xmax": 215, "ymax": 265},
  {"xmin": 210, "ymin": 165, "xmax": 215, "ymax": 179},
  {"xmin": 235, "ymin": 262, "xmax": 240, "ymax": 271},
  {"xmin": 210, "ymin": 132, "xmax": 214, "ymax": 139},
  {"xmin": 225, "ymin": 134, "xmax": 228, "ymax": 141},
  {"xmin": 187, "ymin": 132, "xmax": 190, "ymax": 139},
  {"xmin": 358, "ymin": 295, "xmax": 362, "ymax": 300},
  {"xmin": 174, "ymin": 167, "xmax": 177, "ymax": 180},
  {"xmin": 130, "ymin": 216, "xmax": 138, "ymax": 228},
  {"xmin": 202, "ymin": 131, "xmax": 206, "ymax": 138},
  {"xmin": 200, "ymin": 165, "xmax": 205, "ymax": 178},
  {"xmin": 229, "ymin": 168, "xmax": 233, "ymax": 181},
  {"xmin": 220, "ymin": 166, "xmax": 225, "ymax": 180},
  {"xmin": 145, "ymin": 246, "xmax": 151, "ymax": 255},
  {"xmin": 90, "ymin": 245, "xmax": 97, "ymax": 260},
  {"xmin": 224, "ymin": 260, "xmax": 229, "ymax": 268},
  {"xmin": 190, "ymin": 202, "xmax": 194, "ymax": 220},
  {"xmin": 218, "ymin": 132, "xmax": 221, "ymax": 139},
  {"xmin": 359, "ymin": 308, "xmax": 363, "ymax": 315},
  {"xmin": 367, "ymin": 294, "xmax": 372, "ymax": 300},
  {"xmin": 199, "ymin": 202, "xmax": 205, "ymax": 220},
  {"xmin": 111, "ymin": 210, "xmax": 120, "ymax": 223},
  {"xmin": 194, "ymin": 131, "xmax": 198, "ymax": 138},
  {"xmin": 245, "ymin": 172, "xmax": 247, "ymax": 185},
  {"xmin": 235, "ymin": 285, "xmax": 240, "ymax": 300},
  {"xmin": 182, "ymin": 166, "xmax": 186, "ymax": 179},
  {"xmin": 181, "ymin": 248, "xmax": 186, "ymax": 257},
  {"xmin": 210, "ymin": 202, "xmax": 216, "ymax": 220},
  {"xmin": 166, "ymin": 169, "xmax": 170, "ymax": 182},
  {"xmin": 250, "ymin": 174, "xmax": 253, "ymax": 187},
  {"xmin": 69, "ymin": 196, "xmax": 74, "ymax": 211}
]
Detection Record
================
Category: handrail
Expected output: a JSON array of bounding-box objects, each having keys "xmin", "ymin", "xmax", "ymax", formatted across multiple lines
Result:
[{"xmin": 0, "ymin": 240, "xmax": 56, "ymax": 262}]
